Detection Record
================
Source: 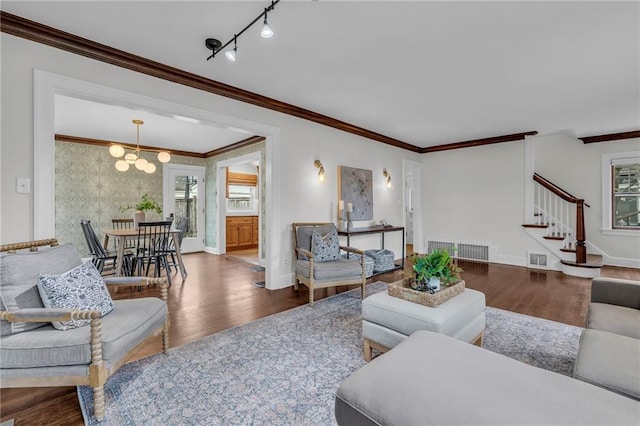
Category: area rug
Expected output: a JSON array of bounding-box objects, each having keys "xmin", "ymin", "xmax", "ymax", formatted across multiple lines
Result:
[{"xmin": 78, "ymin": 282, "xmax": 582, "ymax": 425}]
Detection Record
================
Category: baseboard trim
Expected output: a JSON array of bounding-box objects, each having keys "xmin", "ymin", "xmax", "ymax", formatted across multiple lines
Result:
[
  {"xmin": 204, "ymin": 246, "xmax": 219, "ymax": 255},
  {"xmin": 603, "ymin": 255, "xmax": 640, "ymax": 269}
]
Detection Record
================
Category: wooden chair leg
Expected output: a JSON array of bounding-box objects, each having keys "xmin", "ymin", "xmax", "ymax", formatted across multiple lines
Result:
[
  {"xmin": 472, "ymin": 332, "xmax": 484, "ymax": 347},
  {"xmin": 363, "ymin": 338, "xmax": 373, "ymax": 362},
  {"xmin": 93, "ymin": 385, "xmax": 106, "ymax": 421},
  {"xmin": 309, "ymin": 286, "xmax": 314, "ymax": 306},
  {"xmin": 162, "ymin": 324, "xmax": 170, "ymax": 353}
]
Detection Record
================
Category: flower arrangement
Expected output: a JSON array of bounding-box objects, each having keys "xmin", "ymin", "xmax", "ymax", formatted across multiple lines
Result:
[
  {"xmin": 121, "ymin": 193, "xmax": 162, "ymax": 214},
  {"xmin": 410, "ymin": 248, "xmax": 462, "ymax": 292}
]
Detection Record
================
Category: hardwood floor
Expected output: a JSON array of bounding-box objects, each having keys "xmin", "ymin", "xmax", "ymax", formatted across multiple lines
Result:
[{"xmin": 1, "ymin": 252, "xmax": 639, "ymax": 425}]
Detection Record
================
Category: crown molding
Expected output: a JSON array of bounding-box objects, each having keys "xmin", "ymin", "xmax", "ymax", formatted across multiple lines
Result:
[
  {"xmin": 204, "ymin": 136, "xmax": 265, "ymax": 158},
  {"xmin": 54, "ymin": 133, "xmax": 266, "ymax": 159},
  {"xmin": 55, "ymin": 134, "xmax": 206, "ymax": 158},
  {"xmin": 420, "ymin": 131, "xmax": 539, "ymax": 153},
  {"xmin": 579, "ymin": 130, "xmax": 640, "ymax": 144}
]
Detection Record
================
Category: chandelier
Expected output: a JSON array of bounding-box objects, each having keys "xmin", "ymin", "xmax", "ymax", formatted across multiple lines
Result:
[{"xmin": 109, "ymin": 119, "xmax": 171, "ymax": 173}]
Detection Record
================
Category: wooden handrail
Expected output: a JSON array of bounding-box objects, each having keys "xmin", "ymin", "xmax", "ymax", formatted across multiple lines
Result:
[
  {"xmin": 533, "ymin": 174, "xmax": 590, "ymax": 208},
  {"xmin": 533, "ymin": 173, "xmax": 587, "ymax": 263}
]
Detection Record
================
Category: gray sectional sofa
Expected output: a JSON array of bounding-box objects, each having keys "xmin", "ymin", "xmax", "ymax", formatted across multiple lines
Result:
[
  {"xmin": 335, "ymin": 331, "xmax": 640, "ymax": 425},
  {"xmin": 335, "ymin": 277, "xmax": 640, "ymax": 425},
  {"xmin": 573, "ymin": 277, "xmax": 640, "ymax": 400}
]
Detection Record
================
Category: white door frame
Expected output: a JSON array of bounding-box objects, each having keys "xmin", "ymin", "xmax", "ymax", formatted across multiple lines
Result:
[
  {"xmin": 403, "ymin": 159, "xmax": 424, "ymax": 253},
  {"xmin": 163, "ymin": 163, "xmax": 206, "ymax": 253},
  {"xmin": 33, "ymin": 70, "xmax": 283, "ymax": 289},
  {"xmin": 216, "ymin": 151, "xmax": 262, "ymax": 263}
]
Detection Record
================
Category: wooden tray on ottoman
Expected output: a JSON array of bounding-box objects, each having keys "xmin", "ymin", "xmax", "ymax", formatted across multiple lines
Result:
[{"xmin": 388, "ymin": 279, "xmax": 465, "ymax": 307}]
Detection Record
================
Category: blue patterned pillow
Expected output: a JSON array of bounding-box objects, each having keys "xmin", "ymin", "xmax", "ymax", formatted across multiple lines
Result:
[
  {"xmin": 37, "ymin": 261, "xmax": 114, "ymax": 330},
  {"xmin": 311, "ymin": 229, "xmax": 340, "ymax": 262}
]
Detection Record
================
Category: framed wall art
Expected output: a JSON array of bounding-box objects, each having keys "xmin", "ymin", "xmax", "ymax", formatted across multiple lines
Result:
[{"xmin": 338, "ymin": 166, "xmax": 373, "ymax": 220}]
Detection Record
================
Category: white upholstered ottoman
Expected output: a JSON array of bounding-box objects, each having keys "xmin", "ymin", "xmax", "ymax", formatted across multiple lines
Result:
[{"xmin": 362, "ymin": 289, "xmax": 485, "ymax": 360}]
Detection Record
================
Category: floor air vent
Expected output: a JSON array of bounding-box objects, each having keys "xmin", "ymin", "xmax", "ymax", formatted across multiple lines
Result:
[
  {"xmin": 427, "ymin": 241, "xmax": 455, "ymax": 254},
  {"xmin": 529, "ymin": 253, "xmax": 548, "ymax": 267},
  {"xmin": 457, "ymin": 243, "xmax": 489, "ymax": 262},
  {"xmin": 427, "ymin": 241, "xmax": 489, "ymax": 262}
]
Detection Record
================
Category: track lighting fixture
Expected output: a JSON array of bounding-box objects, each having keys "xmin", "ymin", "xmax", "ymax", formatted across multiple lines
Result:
[{"xmin": 205, "ymin": 0, "xmax": 279, "ymax": 62}]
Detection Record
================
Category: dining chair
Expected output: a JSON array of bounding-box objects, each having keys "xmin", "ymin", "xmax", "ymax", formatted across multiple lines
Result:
[
  {"xmin": 110, "ymin": 218, "xmax": 136, "ymax": 250},
  {"xmin": 80, "ymin": 220, "xmax": 132, "ymax": 276},
  {"xmin": 112, "ymin": 218, "xmax": 134, "ymax": 229},
  {"xmin": 166, "ymin": 216, "xmax": 188, "ymax": 273},
  {"xmin": 133, "ymin": 221, "xmax": 174, "ymax": 286}
]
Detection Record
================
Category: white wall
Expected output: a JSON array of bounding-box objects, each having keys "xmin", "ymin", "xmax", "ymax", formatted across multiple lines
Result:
[
  {"xmin": 535, "ymin": 133, "xmax": 640, "ymax": 266},
  {"xmin": 421, "ymin": 141, "xmax": 544, "ymax": 267},
  {"xmin": 0, "ymin": 33, "xmax": 418, "ymax": 288}
]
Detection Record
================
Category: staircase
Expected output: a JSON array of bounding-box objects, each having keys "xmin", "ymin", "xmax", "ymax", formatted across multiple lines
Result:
[{"xmin": 522, "ymin": 173, "xmax": 602, "ymax": 278}]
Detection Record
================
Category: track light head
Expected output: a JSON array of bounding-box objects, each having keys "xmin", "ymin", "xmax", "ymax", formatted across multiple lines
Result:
[
  {"xmin": 225, "ymin": 48, "xmax": 236, "ymax": 62},
  {"xmin": 225, "ymin": 35, "xmax": 238, "ymax": 62},
  {"xmin": 261, "ymin": 22, "xmax": 273, "ymax": 38},
  {"xmin": 261, "ymin": 9, "xmax": 274, "ymax": 38}
]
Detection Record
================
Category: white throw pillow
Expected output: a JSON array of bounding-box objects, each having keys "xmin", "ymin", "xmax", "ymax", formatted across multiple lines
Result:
[{"xmin": 38, "ymin": 261, "xmax": 114, "ymax": 330}]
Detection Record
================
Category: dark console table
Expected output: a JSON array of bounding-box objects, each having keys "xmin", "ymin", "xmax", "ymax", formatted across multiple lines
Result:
[{"xmin": 337, "ymin": 225, "xmax": 405, "ymax": 271}]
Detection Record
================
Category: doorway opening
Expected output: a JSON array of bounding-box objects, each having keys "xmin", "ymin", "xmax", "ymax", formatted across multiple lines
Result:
[{"xmin": 217, "ymin": 151, "xmax": 263, "ymax": 267}]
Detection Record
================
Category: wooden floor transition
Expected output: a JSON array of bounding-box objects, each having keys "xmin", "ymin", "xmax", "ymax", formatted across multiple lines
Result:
[{"xmin": 1, "ymin": 251, "xmax": 639, "ymax": 425}]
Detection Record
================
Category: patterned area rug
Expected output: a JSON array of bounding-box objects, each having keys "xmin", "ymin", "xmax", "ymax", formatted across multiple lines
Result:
[{"xmin": 78, "ymin": 282, "xmax": 583, "ymax": 425}]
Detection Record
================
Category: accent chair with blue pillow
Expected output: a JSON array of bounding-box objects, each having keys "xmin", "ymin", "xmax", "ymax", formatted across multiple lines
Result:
[
  {"xmin": 292, "ymin": 223, "xmax": 366, "ymax": 306},
  {"xmin": 0, "ymin": 239, "xmax": 170, "ymax": 422}
]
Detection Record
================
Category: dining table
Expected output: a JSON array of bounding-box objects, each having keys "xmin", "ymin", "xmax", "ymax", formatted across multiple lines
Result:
[{"xmin": 104, "ymin": 228, "xmax": 187, "ymax": 281}]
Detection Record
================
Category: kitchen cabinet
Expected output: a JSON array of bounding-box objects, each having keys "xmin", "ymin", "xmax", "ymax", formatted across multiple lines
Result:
[{"xmin": 226, "ymin": 216, "xmax": 258, "ymax": 251}]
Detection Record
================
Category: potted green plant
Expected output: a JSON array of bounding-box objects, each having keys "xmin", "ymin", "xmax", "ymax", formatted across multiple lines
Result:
[
  {"xmin": 121, "ymin": 194, "xmax": 162, "ymax": 228},
  {"xmin": 410, "ymin": 248, "xmax": 462, "ymax": 292}
]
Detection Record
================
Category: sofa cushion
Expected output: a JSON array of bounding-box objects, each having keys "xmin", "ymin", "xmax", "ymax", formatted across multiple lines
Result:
[
  {"xmin": 38, "ymin": 261, "xmax": 114, "ymax": 330},
  {"xmin": 296, "ymin": 259, "xmax": 362, "ymax": 281},
  {"xmin": 573, "ymin": 329, "xmax": 640, "ymax": 401},
  {"xmin": 0, "ymin": 244, "xmax": 82, "ymax": 335},
  {"xmin": 311, "ymin": 229, "xmax": 340, "ymax": 262},
  {"xmin": 0, "ymin": 298, "xmax": 167, "ymax": 369},
  {"xmin": 587, "ymin": 302, "xmax": 640, "ymax": 339},
  {"xmin": 335, "ymin": 330, "xmax": 640, "ymax": 426}
]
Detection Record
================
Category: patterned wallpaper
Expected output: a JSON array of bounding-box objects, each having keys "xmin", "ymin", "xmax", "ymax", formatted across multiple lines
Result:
[
  {"xmin": 55, "ymin": 141, "xmax": 204, "ymax": 256},
  {"xmin": 55, "ymin": 140, "xmax": 266, "ymax": 258}
]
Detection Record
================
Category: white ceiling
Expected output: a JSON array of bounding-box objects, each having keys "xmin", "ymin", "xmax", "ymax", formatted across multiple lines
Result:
[
  {"xmin": 55, "ymin": 95, "xmax": 252, "ymax": 153},
  {"xmin": 3, "ymin": 1, "xmax": 639, "ymax": 152}
]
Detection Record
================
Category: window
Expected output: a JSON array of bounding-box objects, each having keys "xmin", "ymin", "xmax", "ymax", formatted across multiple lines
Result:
[
  {"xmin": 227, "ymin": 185, "xmax": 257, "ymax": 212},
  {"xmin": 612, "ymin": 162, "xmax": 640, "ymax": 229},
  {"xmin": 602, "ymin": 152, "xmax": 640, "ymax": 233}
]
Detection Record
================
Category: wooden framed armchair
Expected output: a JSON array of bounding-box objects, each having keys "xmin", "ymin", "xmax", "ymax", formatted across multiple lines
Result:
[
  {"xmin": 0, "ymin": 239, "xmax": 170, "ymax": 421},
  {"xmin": 292, "ymin": 223, "xmax": 366, "ymax": 306}
]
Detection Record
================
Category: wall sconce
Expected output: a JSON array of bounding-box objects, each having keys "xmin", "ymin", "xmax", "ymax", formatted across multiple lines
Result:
[
  {"xmin": 314, "ymin": 160, "xmax": 325, "ymax": 182},
  {"xmin": 383, "ymin": 168, "xmax": 391, "ymax": 188}
]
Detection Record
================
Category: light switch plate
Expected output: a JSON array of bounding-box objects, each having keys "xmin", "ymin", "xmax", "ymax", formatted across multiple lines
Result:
[{"xmin": 16, "ymin": 177, "xmax": 31, "ymax": 194}]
